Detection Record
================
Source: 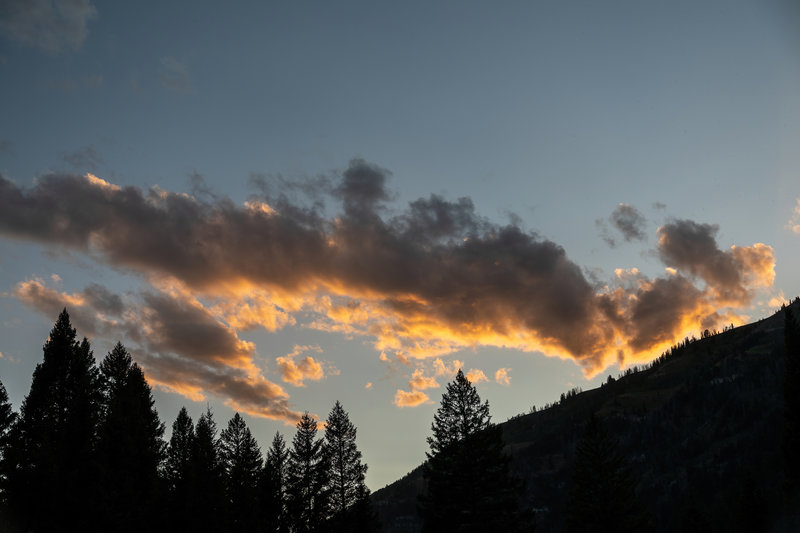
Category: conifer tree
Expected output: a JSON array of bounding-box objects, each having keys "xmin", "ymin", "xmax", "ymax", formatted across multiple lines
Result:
[
  {"xmin": 4, "ymin": 309, "xmax": 102, "ymax": 531},
  {"xmin": 420, "ymin": 369, "xmax": 531, "ymax": 533},
  {"xmin": 783, "ymin": 306, "xmax": 800, "ymax": 487},
  {"xmin": 261, "ymin": 431, "xmax": 289, "ymax": 532},
  {"xmin": 96, "ymin": 342, "xmax": 166, "ymax": 532},
  {"xmin": 286, "ymin": 412, "xmax": 331, "ymax": 532},
  {"xmin": 324, "ymin": 400, "xmax": 376, "ymax": 532},
  {"xmin": 189, "ymin": 407, "xmax": 226, "ymax": 533},
  {"xmin": 565, "ymin": 413, "xmax": 648, "ymax": 533},
  {"xmin": 220, "ymin": 412, "xmax": 263, "ymax": 531},
  {"xmin": 0, "ymin": 378, "xmax": 15, "ymax": 525},
  {"xmin": 165, "ymin": 406, "xmax": 195, "ymax": 528}
]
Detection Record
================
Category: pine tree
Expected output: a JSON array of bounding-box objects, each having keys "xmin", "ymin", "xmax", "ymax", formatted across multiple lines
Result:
[
  {"xmin": 420, "ymin": 369, "xmax": 531, "ymax": 533},
  {"xmin": 286, "ymin": 412, "xmax": 331, "ymax": 532},
  {"xmin": 324, "ymin": 401, "xmax": 376, "ymax": 532},
  {"xmin": 220, "ymin": 412, "xmax": 263, "ymax": 532},
  {"xmin": 565, "ymin": 413, "xmax": 649, "ymax": 533},
  {"xmin": 96, "ymin": 342, "xmax": 166, "ymax": 531},
  {"xmin": 165, "ymin": 406, "xmax": 195, "ymax": 528},
  {"xmin": 189, "ymin": 407, "xmax": 226, "ymax": 533},
  {"xmin": 4, "ymin": 309, "xmax": 102, "ymax": 531},
  {"xmin": 0, "ymin": 378, "xmax": 16, "ymax": 527},
  {"xmin": 783, "ymin": 306, "xmax": 800, "ymax": 487},
  {"xmin": 261, "ymin": 431, "xmax": 289, "ymax": 532}
]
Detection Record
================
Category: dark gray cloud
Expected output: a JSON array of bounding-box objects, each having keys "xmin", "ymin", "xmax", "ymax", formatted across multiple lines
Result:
[
  {"xmin": 610, "ymin": 204, "xmax": 647, "ymax": 242},
  {"xmin": 63, "ymin": 145, "xmax": 104, "ymax": 172},
  {"xmin": 0, "ymin": 160, "xmax": 775, "ymax": 374},
  {"xmin": 0, "ymin": 0, "xmax": 97, "ymax": 53}
]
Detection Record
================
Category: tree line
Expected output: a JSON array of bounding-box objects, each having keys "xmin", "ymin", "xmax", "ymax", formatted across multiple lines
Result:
[{"xmin": 0, "ymin": 309, "xmax": 376, "ymax": 532}]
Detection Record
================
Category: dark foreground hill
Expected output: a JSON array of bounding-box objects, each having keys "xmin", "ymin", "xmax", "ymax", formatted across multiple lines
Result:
[{"xmin": 373, "ymin": 300, "xmax": 800, "ymax": 532}]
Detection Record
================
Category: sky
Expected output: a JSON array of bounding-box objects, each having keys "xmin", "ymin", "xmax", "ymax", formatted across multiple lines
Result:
[{"xmin": 1, "ymin": 0, "xmax": 799, "ymax": 490}]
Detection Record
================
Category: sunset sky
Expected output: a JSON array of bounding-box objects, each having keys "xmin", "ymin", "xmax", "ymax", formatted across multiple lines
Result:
[{"xmin": 1, "ymin": 0, "xmax": 799, "ymax": 490}]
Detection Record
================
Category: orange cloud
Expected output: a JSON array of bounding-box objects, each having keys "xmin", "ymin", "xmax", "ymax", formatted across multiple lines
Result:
[
  {"xmin": 394, "ymin": 389, "xmax": 431, "ymax": 408},
  {"xmin": 495, "ymin": 367, "xmax": 511, "ymax": 386},
  {"xmin": 465, "ymin": 369, "xmax": 488, "ymax": 384},
  {"xmin": 408, "ymin": 368, "xmax": 439, "ymax": 391},
  {"xmin": 276, "ymin": 345, "xmax": 326, "ymax": 387}
]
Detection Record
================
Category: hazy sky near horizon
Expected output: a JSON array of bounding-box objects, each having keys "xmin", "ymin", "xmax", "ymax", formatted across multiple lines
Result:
[{"xmin": 1, "ymin": 0, "xmax": 799, "ymax": 490}]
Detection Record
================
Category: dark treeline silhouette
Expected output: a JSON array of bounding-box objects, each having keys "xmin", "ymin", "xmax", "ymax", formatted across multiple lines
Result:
[{"xmin": 0, "ymin": 310, "xmax": 377, "ymax": 532}]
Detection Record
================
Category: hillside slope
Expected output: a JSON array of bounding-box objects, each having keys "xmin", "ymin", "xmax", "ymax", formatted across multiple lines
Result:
[{"xmin": 373, "ymin": 300, "xmax": 798, "ymax": 532}]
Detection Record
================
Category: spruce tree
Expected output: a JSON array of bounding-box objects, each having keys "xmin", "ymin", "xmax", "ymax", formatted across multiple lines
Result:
[
  {"xmin": 565, "ymin": 413, "xmax": 648, "ymax": 533},
  {"xmin": 420, "ymin": 369, "xmax": 531, "ymax": 533},
  {"xmin": 261, "ymin": 431, "xmax": 289, "ymax": 532},
  {"xmin": 286, "ymin": 412, "xmax": 331, "ymax": 532},
  {"xmin": 220, "ymin": 412, "xmax": 263, "ymax": 532},
  {"xmin": 165, "ymin": 407, "xmax": 195, "ymax": 528},
  {"xmin": 96, "ymin": 342, "xmax": 166, "ymax": 531},
  {"xmin": 0, "ymin": 378, "xmax": 16, "ymax": 526},
  {"xmin": 189, "ymin": 407, "xmax": 226, "ymax": 533},
  {"xmin": 5, "ymin": 309, "xmax": 102, "ymax": 531},
  {"xmin": 324, "ymin": 401, "xmax": 376, "ymax": 532}
]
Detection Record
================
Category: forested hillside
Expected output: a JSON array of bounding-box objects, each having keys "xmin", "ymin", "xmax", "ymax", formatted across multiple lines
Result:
[{"xmin": 374, "ymin": 299, "xmax": 800, "ymax": 532}]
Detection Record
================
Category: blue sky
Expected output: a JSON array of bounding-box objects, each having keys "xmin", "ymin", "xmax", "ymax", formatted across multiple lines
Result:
[{"xmin": 1, "ymin": 0, "xmax": 799, "ymax": 490}]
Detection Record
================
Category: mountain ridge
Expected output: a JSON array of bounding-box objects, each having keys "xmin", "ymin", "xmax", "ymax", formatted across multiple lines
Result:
[{"xmin": 373, "ymin": 299, "xmax": 799, "ymax": 532}]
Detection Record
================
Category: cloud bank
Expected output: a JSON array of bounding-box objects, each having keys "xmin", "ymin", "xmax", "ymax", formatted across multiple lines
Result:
[
  {"xmin": 0, "ymin": 162, "xmax": 776, "ymax": 410},
  {"xmin": 0, "ymin": 0, "xmax": 97, "ymax": 53}
]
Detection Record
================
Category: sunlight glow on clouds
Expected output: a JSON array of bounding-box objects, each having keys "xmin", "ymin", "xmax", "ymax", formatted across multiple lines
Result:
[
  {"xmin": 495, "ymin": 368, "xmax": 511, "ymax": 386},
  {"xmin": 0, "ymin": 163, "xmax": 778, "ymax": 414}
]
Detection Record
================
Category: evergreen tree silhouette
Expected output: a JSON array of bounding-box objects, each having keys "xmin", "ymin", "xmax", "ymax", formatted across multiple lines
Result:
[
  {"xmin": 784, "ymin": 306, "xmax": 800, "ymax": 487},
  {"xmin": 189, "ymin": 407, "xmax": 226, "ymax": 533},
  {"xmin": 4, "ymin": 309, "xmax": 101, "ymax": 531},
  {"xmin": 0, "ymin": 378, "xmax": 16, "ymax": 528},
  {"xmin": 96, "ymin": 342, "xmax": 166, "ymax": 532},
  {"xmin": 220, "ymin": 412, "xmax": 263, "ymax": 532},
  {"xmin": 565, "ymin": 413, "xmax": 649, "ymax": 533},
  {"xmin": 286, "ymin": 411, "xmax": 331, "ymax": 532},
  {"xmin": 324, "ymin": 400, "xmax": 377, "ymax": 532},
  {"xmin": 261, "ymin": 431, "xmax": 289, "ymax": 532},
  {"xmin": 165, "ymin": 406, "xmax": 195, "ymax": 528},
  {"xmin": 420, "ymin": 369, "xmax": 531, "ymax": 533}
]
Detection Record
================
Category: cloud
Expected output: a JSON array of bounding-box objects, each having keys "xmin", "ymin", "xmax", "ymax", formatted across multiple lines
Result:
[
  {"xmin": 393, "ymin": 389, "xmax": 430, "ymax": 408},
  {"xmin": 0, "ymin": 0, "xmax": 97, "ymax": 53},
  {"xmin": 47, "ymin": 74, "xmax": 103, "ymax": 93},
  {"xmin": 787, "ymin": 198, "xmax": 800, "ymax": 235},
  {"xmin": 365, "ymin": 382, "xmax": 372, "ymax": 389},
  {"xmin": 495, "ymin": 367, "xmax": 511, "ymax": 386},
  {"xmin": 408, "ymin": 368, "xmax": 439, "ymax": 391},
  {"xmin": 12, "ymin": 277, "xmax": 301, "ymax": 423},
  {"xmin": 0, "ymin": 164, "xmax": 776, "ymax": 381},
  {"xmin": 598, "ymin": 203, "xmax": 647, "ymax": 247},
  {"xmin": 465, "ymin": 369, "xmax": 488, "ymax": 384},
  {"xmin": 657, "ymin": 220, "xmax": 774, "ymax": 305},
  {"xmin": 62, "ymin": 145, "xmax": 104, "ymax": 172},
  {"xmin": 159, "ymin": 57, "xmax": 192, "ymax": 93},
  {"xmin": 276, "ymin": 345, "xmax": 326, "ymax": 387}
]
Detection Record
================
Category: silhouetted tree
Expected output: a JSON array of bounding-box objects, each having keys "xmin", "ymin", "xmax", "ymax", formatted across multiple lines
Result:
[
  {"xmin": 784, "ymin": 306, "xmax": 800, "ymax": 487},
  {"xmin": 566, "ymin": 413, "xmax": 649, "ymax": 533},
  {"xmin": 220, "ymin": 412, "xmax": 263, "ymax": 532},
  {"xmin": 4, "ymin": 310, "xmax": 101, "ymax": 531},
  {"xmin": 261, "ymin": 431, "xmax": 289, "ymax": 532},
  {"xmin": 286, "ymin": 412, "xmax": 331, "ymax": 532},
  {"xmin": 96, "ymin": 342, "xmax": 166, "ymax": 532},
  {"xmin": 324, "ymin": 400, "xmax": 377, "ymax": 532},
  {"xmin": 165, "ymin": 406, "xmax": 195, "ymax": 528},
  {"xmin": 0, "ymin": 378, "xmax": 16, "ymax": 528},
  {"xmin": 420, "ymin": 369, "xmax": 532, "ymax": 533},
  {"xmin": 189, "ymin": 407, "xmax": 226, "ymax": 533}
]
